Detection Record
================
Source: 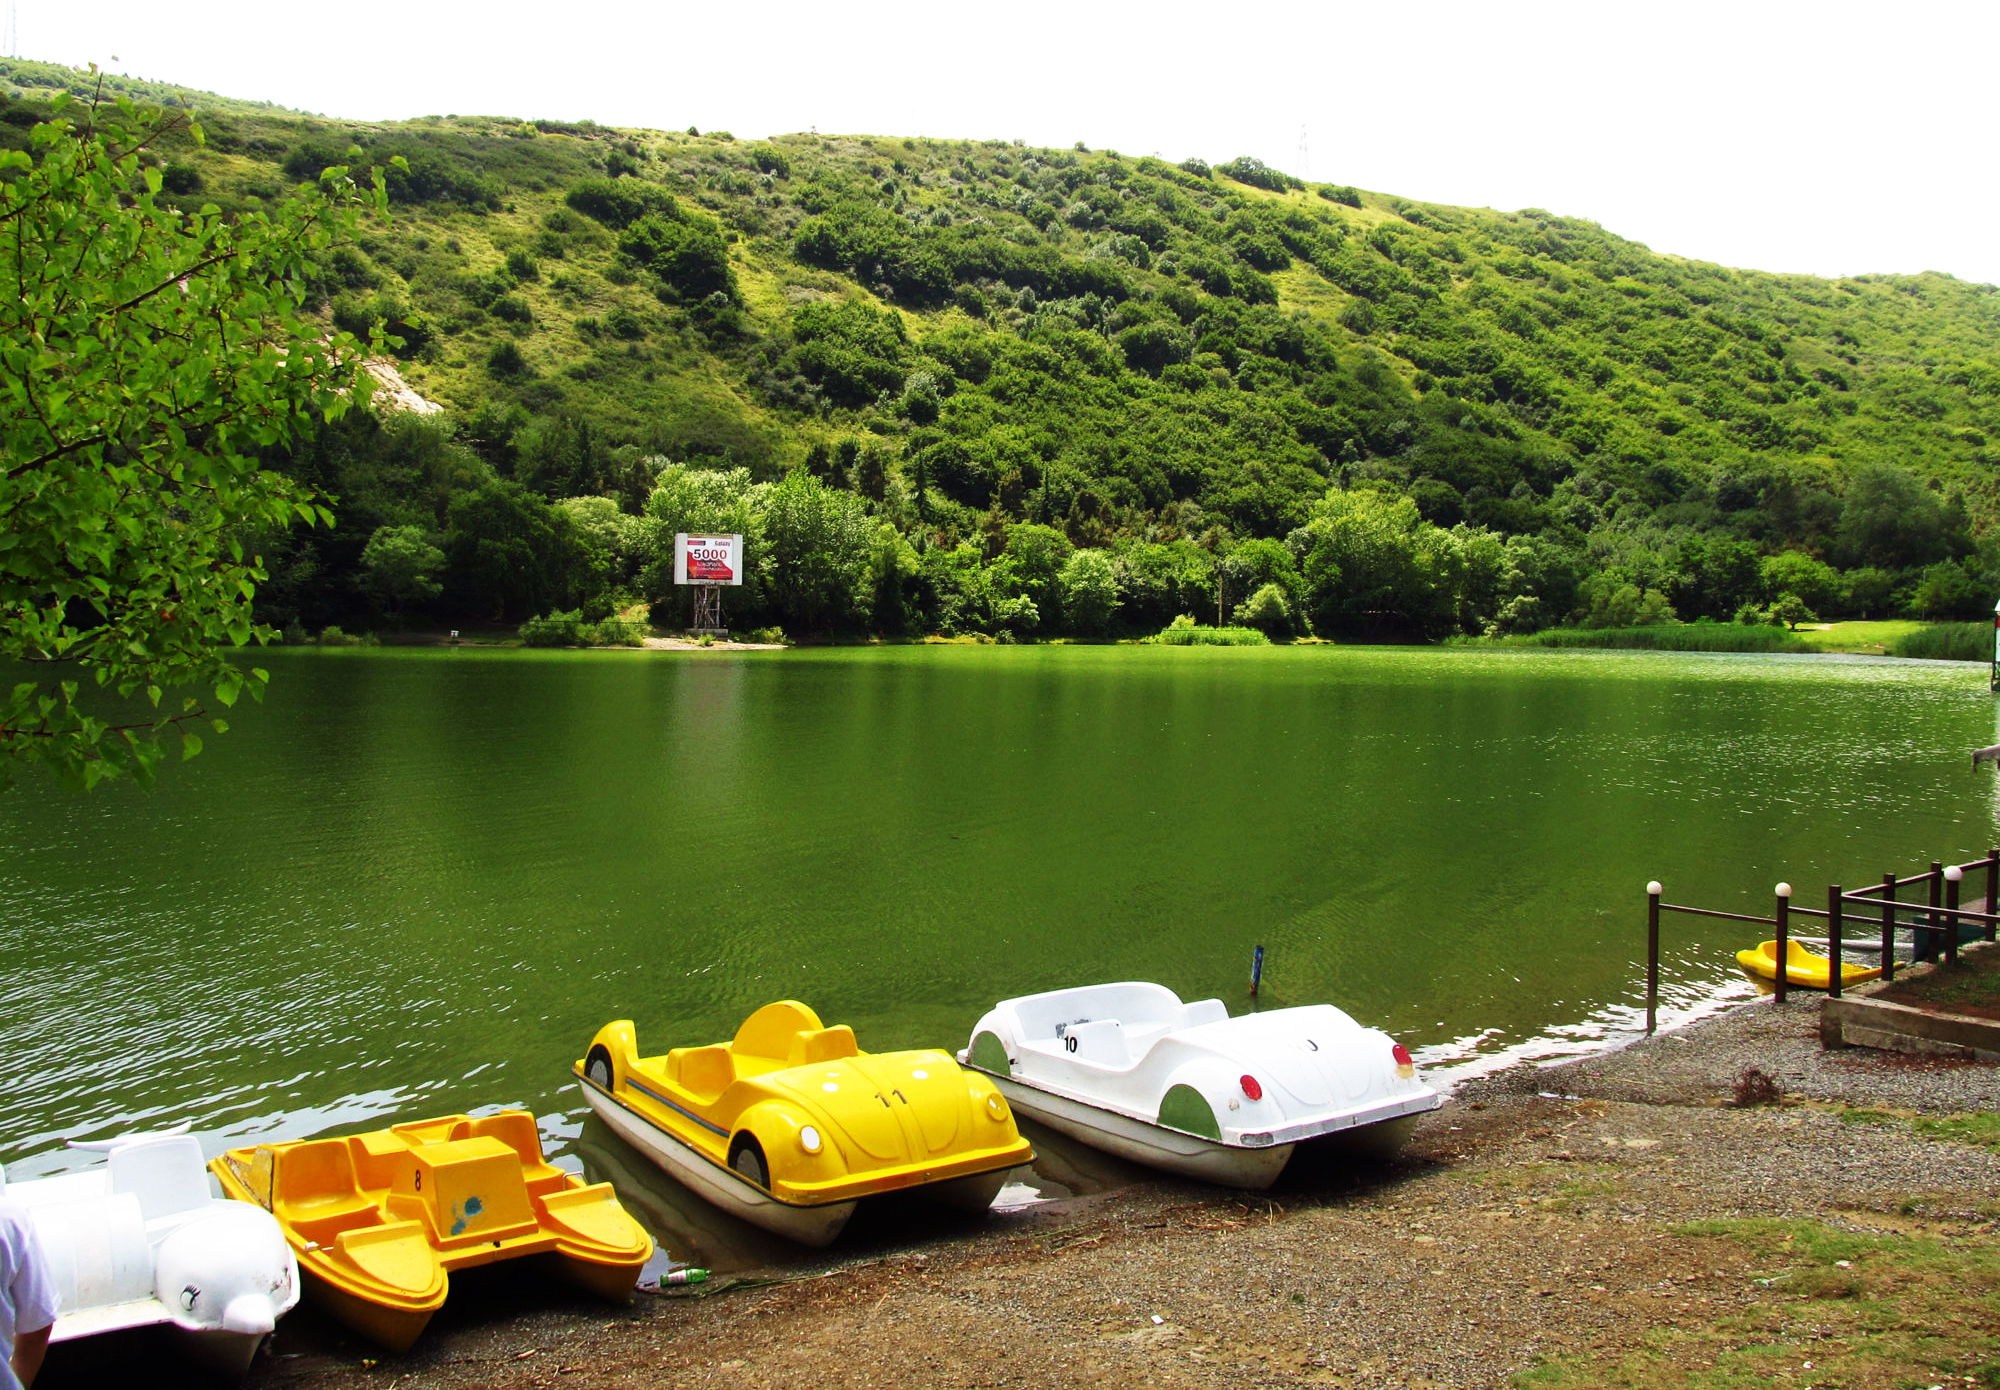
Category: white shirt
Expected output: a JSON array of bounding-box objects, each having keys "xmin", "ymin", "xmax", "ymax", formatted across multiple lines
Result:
[{"xmin": 0, "ymin": 1198, "xmax": 58, "ymax": 1390}]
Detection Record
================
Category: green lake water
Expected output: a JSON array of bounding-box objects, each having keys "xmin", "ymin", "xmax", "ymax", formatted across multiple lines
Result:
[{"xmin": 3, "ymin": 644, "xmax": 1994, "ymax": 1198}]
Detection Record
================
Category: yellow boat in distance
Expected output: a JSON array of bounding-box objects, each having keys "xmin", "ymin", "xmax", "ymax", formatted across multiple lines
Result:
[
  {"xmin": 210, "ymin": 1111, "xmax": 651, "ymax": 1352},
  {"xmin": 1736, "ymin": 938, "xmax": 1884, "ymax": 991},
  {"xmin": 577, "ymin": 1001, "xmax": 1034, "ymax": 1246}
]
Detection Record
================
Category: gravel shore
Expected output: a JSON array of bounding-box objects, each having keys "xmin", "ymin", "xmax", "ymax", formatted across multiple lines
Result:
[{"xmin": 47, "ymin": 995, "xmax": 1999, "ymax": 1390}]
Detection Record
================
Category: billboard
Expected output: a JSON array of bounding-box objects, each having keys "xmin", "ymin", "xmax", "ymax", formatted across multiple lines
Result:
[{"xmin": 674, "ymin": 533, "xmax": 743, "ymax": 586}]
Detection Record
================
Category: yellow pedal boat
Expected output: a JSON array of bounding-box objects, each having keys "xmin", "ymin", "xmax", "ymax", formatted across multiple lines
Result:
[
  {"xmin": 577, "ymin": 1001, "xmax": 1034, "ymax": 1246},
  {"xmin": 210, "ymin": 1111, "xmax": 651, "ymax": 1352},
  {"xmin": 1736, "ymin": 939, "xmax": 1883, "ymax": 991}
]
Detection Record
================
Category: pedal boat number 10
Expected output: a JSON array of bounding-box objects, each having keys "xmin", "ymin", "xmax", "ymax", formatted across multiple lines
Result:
[
  {"xmin": 576, "ymin": 1002, "xmax": 1034, "ymax": 1246},
  {"xmin": 961, "ymin": 983, "xmax": 1444, "ymax": 1189}
]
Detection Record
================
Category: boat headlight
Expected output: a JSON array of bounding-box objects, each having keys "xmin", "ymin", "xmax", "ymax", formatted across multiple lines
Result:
[
  {"xmin": 799, "ymin": 1125, "xmax": 823, "ymax": 1155},
  {"xmin": 985, "ymin": 1093, "xmax": 1009, "ymax": 1123},
  {"xmin": 1392, "ymin": 1042, "xmax": 1416, "ymax": 1079}
]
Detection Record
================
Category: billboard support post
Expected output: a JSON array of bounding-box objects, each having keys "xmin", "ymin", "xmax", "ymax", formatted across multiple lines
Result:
[{"xmin": 691, "ymin": 584, "xmax": 726, "ymax": 635}]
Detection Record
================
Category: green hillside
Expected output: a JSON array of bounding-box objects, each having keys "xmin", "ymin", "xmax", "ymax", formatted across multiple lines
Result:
[{"xmin": 10, "ymin": 58, "xmax": 2000, "ymax": 640}]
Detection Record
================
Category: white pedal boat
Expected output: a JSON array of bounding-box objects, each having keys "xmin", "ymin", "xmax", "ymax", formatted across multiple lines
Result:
[
  {"xmin": 3, "ymin": 1130, "xmax": 299, "ymax": 1377},
  {"xmin": 960, "ymin": 983, "xmax": 1442, "ymax": 1189}
]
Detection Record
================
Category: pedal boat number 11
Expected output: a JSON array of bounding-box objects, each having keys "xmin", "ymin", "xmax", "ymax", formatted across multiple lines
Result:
[
  {"xmin": 576, "ymin": 1002, "xmax": 1034, "ymax": 1246},
  {"xmin": 961, "ymin": 982, "xmax": 1444, "ymax": 1189}
]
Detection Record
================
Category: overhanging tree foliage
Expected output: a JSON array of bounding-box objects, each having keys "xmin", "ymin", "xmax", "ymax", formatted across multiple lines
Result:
[{"xmin": 0, "ymin": 87, "xmax": 386, "ymax": 788}]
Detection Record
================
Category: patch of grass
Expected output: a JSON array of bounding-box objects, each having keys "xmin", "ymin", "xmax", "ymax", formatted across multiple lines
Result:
[
  {"xmin": 1892, "ymin": 621, "xmax": 1993, "ymax": 662},
  {"xmin": 1518, "ymin": 1217, "xmax": 2000, "ymax": 1389},
  {"xmin": 1872, "ymin": 942, "xmax": 2000, "ymax": 1019},
  {"xmin": 1790, "ymin": 619, "xmax": 1927, "ymax": 653},
  {"xmin": 1832, "ymin": 1103, "xmax": 2000, "ymax": 1155},
  {"xmin": 1913, "ymin": 1112, "xmax": 2000, "ymax": 1153},
  {"xmin": 1498, "ymin": 624, "xmax": 1811, "ymax": 654},
  {"xmin": 1147, "ymin": 622, "xmax": 1270, "ymax": 646}
]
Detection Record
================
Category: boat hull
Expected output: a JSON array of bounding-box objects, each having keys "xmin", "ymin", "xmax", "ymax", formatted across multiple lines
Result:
[
  {"xmin": 988, "ymin": 1074, "xmax": 1295, "ymax": 1189},
  {"xmin": 1736, "ymin": 941, "xmax": 1882, "ymax": 991},
  {"xmin": 578, "ymin": 1079, "xmax": 856, "ymax": 1247},
  {"xmin": 298, "ymin": 1266, "xmax": 436, "ymax": 1356},
  {"xmin": 173, "ymin": 1324, "xmax": 273, "ymax": 1379}
]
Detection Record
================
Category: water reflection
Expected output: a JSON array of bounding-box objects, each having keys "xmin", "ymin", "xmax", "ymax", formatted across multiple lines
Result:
[{"xmin": 1, "ymin": 645, "xmax": 1990, "ymax": 1203}]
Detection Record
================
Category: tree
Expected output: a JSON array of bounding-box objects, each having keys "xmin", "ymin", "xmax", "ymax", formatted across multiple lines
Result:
[
  {"xmin": 1769, "ymin": 592, "xmax": 1817, "ymax": 630},
  {"xmin": 1059, "ymin": 549, "xmax": 1120, "ymax": 635},
  {"xmin": 359, "ymin": 526, "xmax": 446, "ymax": 618},
  {"xmin": 761, "ymin": 469, "xmax": 871, "ymax": 633},
  {"xmin": 1670, "ymin": 536, "xmax": 1761, "ymax": 621},
  {"xmin": 444, "ymin": 481, "xmax": 587, "ymax": 620},
  {"xmin": 0, "ymin": 91, "xmax": 385, "ymax": 788},
  {"xmin": 1233, "ymin": 582, "xmax": 1300, "ymax": 638},
  {"xmin": 1759, "ymin": 550, "xmax": 1841, "ymax": 615},
  {"xmin": 1835, "ymin": 465, "xmax": 1953, "ymax": 570},
  {"xmin": 996, "ymin": 524, "xmax": 1074, "ymax": 622}
]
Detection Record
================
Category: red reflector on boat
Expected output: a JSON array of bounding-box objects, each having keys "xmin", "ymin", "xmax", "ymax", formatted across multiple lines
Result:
[
  {"xmin": 1240, "ymin": 1074, "xmax": 1262, "ymax": 1101},
  {"xmin": 1392, "ymin": 1043, "xmax": 1414, "ymax": 1067}
]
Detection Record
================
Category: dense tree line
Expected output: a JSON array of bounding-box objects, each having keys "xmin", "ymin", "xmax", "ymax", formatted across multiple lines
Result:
[{"xmin": 8, "ymin": 59, "xmax": 2000, "ymax": 643}]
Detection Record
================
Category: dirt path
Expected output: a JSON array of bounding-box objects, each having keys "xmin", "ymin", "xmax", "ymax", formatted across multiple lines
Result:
[{"xmin": 49, "ymin": 1000, "xmax": 1999, "ymax": 1389}]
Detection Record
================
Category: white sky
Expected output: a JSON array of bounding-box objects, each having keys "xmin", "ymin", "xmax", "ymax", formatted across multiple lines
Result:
[{"xmin": 18, "ymin": 0, "xmax": 1999, "ymax": 285}]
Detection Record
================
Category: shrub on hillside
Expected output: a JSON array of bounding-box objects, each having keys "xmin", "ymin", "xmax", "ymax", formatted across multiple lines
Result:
[
  {"xmin": 565, "ymin": 176, "xmax": 679, "ymax": 229},
  {"xmin": 619, "ymin": 213, "xmax": 736, "ymax": 301},
  {"xmin": 1217, "ymin": 156, "xmax": 1303, "ymax": 193},
  {"xmin": 1318, "ymin": 185, "xmax": 1362, "ymax": 207},
  {"xmin": 486, "ymin": 339, "xmax": 528, "ymax": 376}
]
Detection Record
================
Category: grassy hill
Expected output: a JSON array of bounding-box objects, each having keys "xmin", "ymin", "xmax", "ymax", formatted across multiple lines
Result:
[{"xmin": 10, "ymin": 57, "xmax": 2000, "ymax": 639}]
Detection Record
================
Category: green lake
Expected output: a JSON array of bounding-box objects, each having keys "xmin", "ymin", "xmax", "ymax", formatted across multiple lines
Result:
[{"xmin": 3, "ymin": 644, "xmax": 1993, "ymax": 1226}]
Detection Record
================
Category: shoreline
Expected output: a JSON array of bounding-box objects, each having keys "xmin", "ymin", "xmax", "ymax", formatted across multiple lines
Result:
[{"xmin": 70, "ymin": 992, "xmax": 1993, "ymax": 1390}]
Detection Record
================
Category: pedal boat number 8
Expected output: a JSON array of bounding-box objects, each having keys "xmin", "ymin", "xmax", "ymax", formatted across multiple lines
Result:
[
  {"xmin": 575, "ymin": 1002, "xmax": 1035, "ymax": 1247},
  {"xmin": 210, "ymin": 1111, "xmax": 652, "ymax": 1353}
]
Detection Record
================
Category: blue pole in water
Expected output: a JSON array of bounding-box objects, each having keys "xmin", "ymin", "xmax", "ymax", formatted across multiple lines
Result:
[{"xmin": 1250, "ymin": 944, "xmax": 1264, "ymax": 996}]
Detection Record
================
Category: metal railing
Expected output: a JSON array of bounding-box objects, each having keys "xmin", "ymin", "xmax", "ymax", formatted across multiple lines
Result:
[{"xmin": 1642, "ymin": 849, "xmax": 2000, "ymax": 1032}]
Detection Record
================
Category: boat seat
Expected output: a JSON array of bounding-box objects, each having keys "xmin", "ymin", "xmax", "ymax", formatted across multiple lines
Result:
[
  {"xmin": 1177, "ymin": 999, "xmax": 1229, "ymax": 1030},
  {"xmin": 273, "ymin": 1139, "xmax": 380, "ymax": 1244},
  {"xmin": 732, "ymin": 1001, "xmax": 824, "ymax": 1060},
  {"xmin": 666, "ymin": 1044, "xmax": 736, "ymax": 1099},
  {"xmin": 787, "ymin": 1025, "xmax": 858, "ymax": 1066},
  {"xmin": 107, "ymin": 1136, "xmax": 210, "ymax": 1226},
  {"xmin": 1060, "ymin": 1018, "xmax": 1132, "ymax": 1069},
  {"xmin": 1121, "ymin": 1021, "xmax": 1174, "ymax": 1058}
]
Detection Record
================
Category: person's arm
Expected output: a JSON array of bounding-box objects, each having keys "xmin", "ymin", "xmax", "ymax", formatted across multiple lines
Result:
[{"xmin": 13, "ymin": 1322, "xmax": 51, "ymax": 1388}]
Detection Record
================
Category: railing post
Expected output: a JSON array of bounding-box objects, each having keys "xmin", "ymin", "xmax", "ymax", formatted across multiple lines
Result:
[
  {"xmin": 1921, "ymin": 862, "xmax": 1944, "ymax": 964},
  {"xmin": 1880, "ymin": 872, "xmax": 1898, "ymax": 982},
  {"xmin": 1645, "ymin": 881, "xmax": 1662, "ymax": 1034},
  {"xmin": 1773, "ymin": 882, "xmax": 1791, "ymax": 1004},
  {"xmin": 1987, "ymin": 850, "xmax": 1998, "ymax": 943},
  {"xmin": 1944, "ymin": 865, "xmax": 1962, "ymax": 966},
  {"xmin": 1826, "ymin": 884, "xmax": 1844, "ymax": 999}
]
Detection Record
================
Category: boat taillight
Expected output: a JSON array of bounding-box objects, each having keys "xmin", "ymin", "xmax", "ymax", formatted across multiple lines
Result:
[
  {"xmin": 1392, "ymin": 1042, "xmax": 1416, "ymax": 1079},
  {"xmin": 1239, "ymin": 1074, "xmax": 1263, "ymax": 1101}
]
